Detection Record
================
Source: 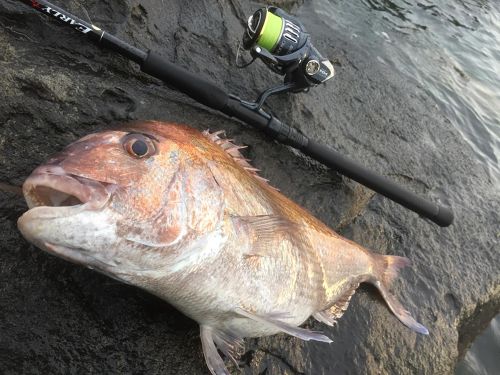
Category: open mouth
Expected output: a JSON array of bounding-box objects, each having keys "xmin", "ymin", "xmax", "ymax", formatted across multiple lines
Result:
[
  {"xmin": 23, "ymin": 167, "xmax": 114, "ymax": 210},
  {"xmin": 17, "ymin": 167, "xmax": 118, "ymax": 266}
]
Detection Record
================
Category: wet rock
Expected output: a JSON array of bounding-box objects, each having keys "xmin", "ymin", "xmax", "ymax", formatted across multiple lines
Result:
[{"xmin": 0, "ymin": 0, "xmax": 498, "ymax": 374}]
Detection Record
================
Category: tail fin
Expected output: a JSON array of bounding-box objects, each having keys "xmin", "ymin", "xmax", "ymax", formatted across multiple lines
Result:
[{"xmin": 373, "ymin": 255, "xmax": 429, "ymax": 335}]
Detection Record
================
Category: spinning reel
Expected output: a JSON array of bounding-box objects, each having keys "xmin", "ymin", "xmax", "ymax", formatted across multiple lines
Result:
[{"xmin": 238, "ymin": 6, "xmax": 335, "ymax": 108}]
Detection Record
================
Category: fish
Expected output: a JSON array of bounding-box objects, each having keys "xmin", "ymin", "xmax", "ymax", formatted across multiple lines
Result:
[{"xmin": 18, "ymin": 121, "xmax": 428, "ymax": 375}]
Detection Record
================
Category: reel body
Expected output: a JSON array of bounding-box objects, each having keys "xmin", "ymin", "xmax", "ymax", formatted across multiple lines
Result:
[{"xmin": 242, "ymin": 7, "xmax": 335, "ymax": 93}]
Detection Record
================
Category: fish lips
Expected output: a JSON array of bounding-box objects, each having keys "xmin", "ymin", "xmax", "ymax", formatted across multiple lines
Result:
[{"xmin": 18, "ymin": 166, "xmax": 117, "ymax": 247}]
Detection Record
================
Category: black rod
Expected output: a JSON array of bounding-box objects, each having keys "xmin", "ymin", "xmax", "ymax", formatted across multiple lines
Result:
[{"xmin": 17, "ymin": 0, "xmax": 454, "ymax": 227}]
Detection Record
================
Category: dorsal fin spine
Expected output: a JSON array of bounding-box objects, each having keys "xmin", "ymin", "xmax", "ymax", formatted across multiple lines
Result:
[{"xmin": 202, "ymin": 129, "xmax": 278, "ymax": 191}]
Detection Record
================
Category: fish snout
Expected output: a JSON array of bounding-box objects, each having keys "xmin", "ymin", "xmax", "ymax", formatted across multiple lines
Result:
[{"xmin": 18, "ymin": 166, "xmax": 121, "ymax": 264}]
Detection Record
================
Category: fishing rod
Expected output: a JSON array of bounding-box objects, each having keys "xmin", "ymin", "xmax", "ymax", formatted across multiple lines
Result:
[{"xmin": 15, "ymin": 0, "xmax": 453, "ymax": 227}]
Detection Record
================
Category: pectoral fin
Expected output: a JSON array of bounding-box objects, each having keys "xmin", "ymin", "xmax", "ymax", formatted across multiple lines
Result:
[
  {"xmin": 232, "ymin": 215, "xmax": 307, "ymax": 258},
  {"xmin": 234, "ymin": 307, "xmax": 332, "ymax": 343}
]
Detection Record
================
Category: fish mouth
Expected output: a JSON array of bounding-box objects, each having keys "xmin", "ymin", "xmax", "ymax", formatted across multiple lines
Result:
[
  {"xmin": 18, "ymin": 165, "xmax": 117, "ymax": 237},
  {"xmin": 22, "ymin": 165, "xmax": 115, "ymax": 211}
]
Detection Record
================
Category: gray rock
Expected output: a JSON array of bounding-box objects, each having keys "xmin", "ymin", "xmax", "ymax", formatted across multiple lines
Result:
[{"xmin": 0, "ymin": 0, "xmax": 498, "ymax": 374}]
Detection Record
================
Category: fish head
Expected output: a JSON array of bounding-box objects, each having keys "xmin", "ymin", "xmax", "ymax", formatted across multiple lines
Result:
[{"xmin": 18, "ymin": 122, "xmax": 224, "ymax": 282}]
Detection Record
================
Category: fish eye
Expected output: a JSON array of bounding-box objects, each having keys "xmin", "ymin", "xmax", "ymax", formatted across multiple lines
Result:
[{"xmin": 122, "ymin": 133, "xmax": 156, "ymax": 159}]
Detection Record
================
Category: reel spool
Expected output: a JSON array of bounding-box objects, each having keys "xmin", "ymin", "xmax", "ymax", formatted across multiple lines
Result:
[{"xmin": 240, "ymin": 6, "xmax": 335, "ymax": 99}]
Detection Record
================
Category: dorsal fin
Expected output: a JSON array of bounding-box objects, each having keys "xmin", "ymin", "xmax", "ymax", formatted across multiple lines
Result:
[{"xmin": 202, "ymin": 130, "xmax": 277, "ymax": 190}]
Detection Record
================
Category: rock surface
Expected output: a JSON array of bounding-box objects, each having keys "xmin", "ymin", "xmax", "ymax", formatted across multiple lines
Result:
[{"xmin": 0, "ymin": 0, "xmax": 498, "ymax": 374}]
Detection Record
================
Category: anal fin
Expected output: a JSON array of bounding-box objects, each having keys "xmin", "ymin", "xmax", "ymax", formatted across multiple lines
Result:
[
  {"xmin": 235, "ymin": 307, "xmax": 332, "ymax": 343},
  {"xmin": 313, "ymin": 284, "xmax": 359, "ymax": 326},
  {"xmin": 313, "ymin": 311, "xmax": 337, "ymax": 327}
]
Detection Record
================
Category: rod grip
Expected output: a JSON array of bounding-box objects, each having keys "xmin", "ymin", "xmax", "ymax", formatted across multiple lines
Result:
[
  {"xmin": 304, "ymin": 140, "xmax": 454, "ymax": 227},
  {"xmin": 141, "ymin": 51, "xmax": 229, "ymax": 110}
]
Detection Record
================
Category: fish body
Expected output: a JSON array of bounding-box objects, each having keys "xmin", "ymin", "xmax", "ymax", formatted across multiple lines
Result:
[{"xmin": 18, "ymin": 121, "xmax": 427, "ymax": 374}]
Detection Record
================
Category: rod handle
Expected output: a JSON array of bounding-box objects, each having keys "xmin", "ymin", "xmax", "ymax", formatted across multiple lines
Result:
[{"xmin": 141, "ymin": 51, "xmax": 229, "ymax": 110}]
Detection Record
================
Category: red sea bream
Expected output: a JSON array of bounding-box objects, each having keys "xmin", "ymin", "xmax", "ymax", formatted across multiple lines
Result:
[{"xmin": 18, "ymin": 121, "xmax": 428, "ymax": 375}]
